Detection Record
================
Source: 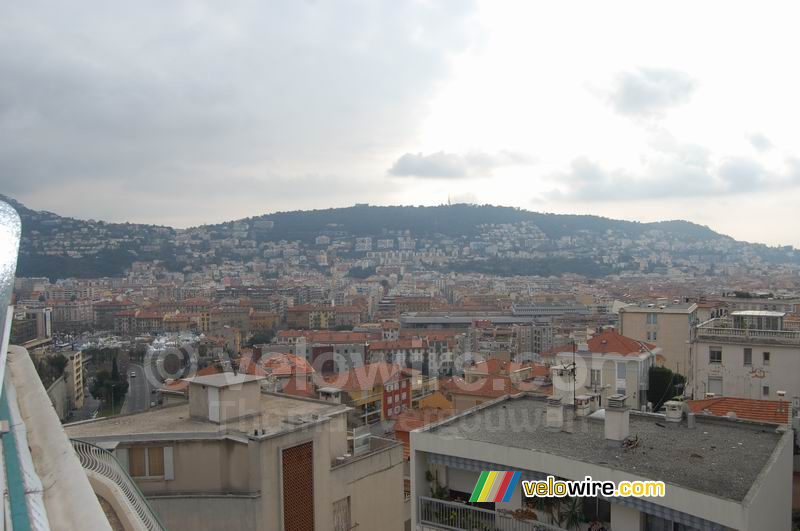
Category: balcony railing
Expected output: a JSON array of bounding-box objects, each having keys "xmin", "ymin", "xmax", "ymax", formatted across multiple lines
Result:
[
  {"xmin": 418, "ymin": 497, "xmax": 566, "ymax": 531},
  {"xmin": 696, "ymin": 318, "xmax": 800, "ymax": 344},
  {"xmin": 71, "ymin": 439, "xmax": 166, "ymax": 531}
]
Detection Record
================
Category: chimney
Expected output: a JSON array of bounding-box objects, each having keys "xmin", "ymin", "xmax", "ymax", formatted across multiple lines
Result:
[
  {"xmin": 575, "ymin": 395, "xmax": 590, "ymax": 417},
  {"xmin": 664, "ymin": 400, "xmax": 683, "ymax": 423},
  {"xmin": 545, "ymin": 397, "xmax": 564, "ymax": 430},
  {"xmin": 605, "ymin": 394, "xmax": 630, "ymax": 441}
]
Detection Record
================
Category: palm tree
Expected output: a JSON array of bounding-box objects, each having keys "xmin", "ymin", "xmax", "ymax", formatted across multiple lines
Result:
[{"xmin": 559, "ymin": 497, "xmax": 585, "ymax": 530}]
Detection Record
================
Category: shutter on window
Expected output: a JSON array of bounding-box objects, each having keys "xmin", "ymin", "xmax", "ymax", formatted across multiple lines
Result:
[{"xmin": 164, "ymin": 446, "xmax": 174, "ymax": 480}]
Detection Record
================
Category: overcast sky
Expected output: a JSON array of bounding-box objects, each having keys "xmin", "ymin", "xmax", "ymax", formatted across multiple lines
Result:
[{"xmin": 2, "ymin": 1, "xmax": 799, "ymax": 246}]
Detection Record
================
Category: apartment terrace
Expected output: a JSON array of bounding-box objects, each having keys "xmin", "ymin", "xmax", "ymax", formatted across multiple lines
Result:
[{"xmin": 696, "ymin": 317, "xmax": 800, "ymax": 345}]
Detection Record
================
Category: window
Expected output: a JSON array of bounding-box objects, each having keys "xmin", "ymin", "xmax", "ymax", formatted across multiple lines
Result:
[
  {"xmin": 743, "ymin": 348, "xmax": 752, "ymax": 366},
  {"xmin": 127, "ymin": 446, "xmax": 171, "ymax": 478},
  {"xmin": 647, "ymin": 331, "xmax": 657, "ymax": 341},
  {"xmin": 333, "ymin": 497, "xmax": 351, "ymax": 531},
  {"xmin": 763, "ymin": 352, "xmax": 770, "ymax": 366},
  {"xmin": 129, "ymin": 447, "xmax": 147, "ymax": 477},
  {"xmin": 148, "ymin": 446, "xmax": 165, "ymax": 476},
  {"xmin": 709, "ymin": 348, "xmax": 722, "ymax": 364},
  {"xmin": 762, "ymin": 385, "xmax": 770, "ymax": 397},
  {"xmin": 616, "ymin": 362, "xmax": 626, "ymax": 379},
  {"xmin": 708, "ymin": 376, "xmax": 723, "ymax": 396},
  {"xmin": 646, "ymin": 313, "xmax": 658, "ymax": 324},
  {"xmin": 387, "ymin": 395, "xmax": 392, "ymax": 404},
  {"xmin": 590, "ymin": 369, "xmax": 601, "ymax": 388},
  {"xmin": 401, "ymin": 392, "xmax": 407, "ymax": 400}
]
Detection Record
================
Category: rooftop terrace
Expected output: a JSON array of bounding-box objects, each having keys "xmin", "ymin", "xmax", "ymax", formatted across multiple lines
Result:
[
  {"xmin": 66, "ymin": 393, "xmax": 348, "ymax": 442},
  {"xmin": 423, "ymin": 394, "xmax": 785, "ymax": 502}
]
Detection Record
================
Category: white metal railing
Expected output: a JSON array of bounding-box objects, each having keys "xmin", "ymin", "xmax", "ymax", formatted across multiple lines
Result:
[
  {"xmin": 71, "ymin": 439, "xmax": 166, "ymax": 531},
  {"xmin": 418, "ymin": 497, "xmax": 567, "ymax": 531},
  {"xmin": 696, "ymin": 318, "xmax": 800, "ymax": 343}
]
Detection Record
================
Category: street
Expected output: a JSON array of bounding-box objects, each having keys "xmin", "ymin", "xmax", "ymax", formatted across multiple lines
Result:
[{"xmin": 121, "ymin": 362, "xmax": 153, "ymax": 415}]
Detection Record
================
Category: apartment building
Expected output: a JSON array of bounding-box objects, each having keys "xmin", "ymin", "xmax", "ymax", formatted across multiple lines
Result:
[
  {"xmin": 549, "ymin": 328, "xmax": 659, "ymax": 409},
  {"xmin": 64, "ymin": 350, "xmax": 85, "ymax": 410},
  {"xmin": 692, "ymin": 311, "xmax": 800, "ymax": 402},
  {"xmin": 619, "ymin": 300, "xmax": 697, "ymax": 374},
  {"xmin": 411, "ymin": 394, "xmax": 793, "ymax": 531},
  {"xmin": 321, "ymin": 362, "xmax": 413, "ymax": 424},
  {"xmin": 66, "ymin": 374, "xmax": 405, "ymax": 531}
]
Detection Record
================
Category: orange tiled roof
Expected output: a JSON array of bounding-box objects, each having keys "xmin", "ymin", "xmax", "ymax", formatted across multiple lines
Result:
[
  {"xmin": 688, "ymin": 397, "xmax": 791, "ymax": 424},
  {"xmin": 321, "ymin": 362, "xmax": 406, "ymax": 392},
  {"xmin": 586, "ymin": 329, "xmax": 655, "ymax": 355}
]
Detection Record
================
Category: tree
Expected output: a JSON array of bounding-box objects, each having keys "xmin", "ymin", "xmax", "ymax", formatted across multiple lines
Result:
[
  {"xmin": 47, "ymin": 354, "xmax": 69, "ymax": 377},
  {"xmin": 246, "ymin": 330, "xmax": 275, "ymax": 346},
  {"xmin": 559, "ymin": 497, "xmax": 585, "ymax": 530},
  {"xmin": 648, "ymin": 366, "xmax": 687, "ymax": 410},
  {"xmin": 90, "ymin": 368, "xmax": 129, "ymax": 408}
]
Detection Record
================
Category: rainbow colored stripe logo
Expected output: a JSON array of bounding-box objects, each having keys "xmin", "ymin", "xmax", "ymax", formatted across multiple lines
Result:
[{"xmin": 469, "ymin": 471, "xmax": 521, "ymax": 503}]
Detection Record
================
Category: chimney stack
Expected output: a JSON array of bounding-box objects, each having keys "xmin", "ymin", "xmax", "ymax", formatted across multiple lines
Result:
[
  {"xmin": 545, "ymin": 397, "xmax": 564, "ymax": 430},
  {"xmin": 664, "ymin": 401, "xmax": 683, "ymax": 423},
  {"xmin": 605, "ymin": 394, "xmax": 630, "ymax": 441}
]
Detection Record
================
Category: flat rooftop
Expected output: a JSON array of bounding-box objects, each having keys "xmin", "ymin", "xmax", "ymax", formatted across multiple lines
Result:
[
  {"xmin": 185, "ymin": 373, "xmax": 265, "ymax": 387},
  {"xmin": 621, "ymin": 301, "xmax": 697, "ymax": 312},
  {"xmin": 424, "ymin": 395, "xmax": 784, "ymax": 501},
  {"xmin": 65, "ymin": 393, "xmax": 348, "ymax": 442}
]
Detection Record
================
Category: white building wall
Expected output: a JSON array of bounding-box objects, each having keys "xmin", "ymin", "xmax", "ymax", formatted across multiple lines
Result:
[{"xmin": 693, "ymin": 341, "xmax": 800, "ymax": 400}]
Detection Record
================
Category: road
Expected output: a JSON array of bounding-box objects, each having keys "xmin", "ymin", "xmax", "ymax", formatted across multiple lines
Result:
[{"xmin": 121, "ymin": 362, "xmax": 153, "ymax": 415}]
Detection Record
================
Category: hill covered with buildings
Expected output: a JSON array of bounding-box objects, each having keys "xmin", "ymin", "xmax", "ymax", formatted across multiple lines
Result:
[{"xmin": 3, "ymin": 195, "xmax": 798, "ymax": 280}]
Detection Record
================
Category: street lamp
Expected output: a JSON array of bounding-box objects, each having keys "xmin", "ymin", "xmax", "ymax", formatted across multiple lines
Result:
[{"xmin": 110, "ymin": 383, "xmax": 117, "ymax": 415}]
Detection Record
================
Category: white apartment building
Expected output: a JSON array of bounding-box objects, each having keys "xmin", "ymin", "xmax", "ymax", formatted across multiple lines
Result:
[
  {"xmin": 619, "ymin": 300, "xmax": 697, "ymax": 374},
  {"xmin": 66, "ymin": 373, "xmax": 405, "ymax": 531},
  {"xmin": 411, "ymin": 394, "xmax": 793, "ymax": 531},
  {"xmin": 549, "ymin": 329, "xmax": 659, "ymax": 409},
  {"xmin": 692, "ymin": 311, "xmax": 800, "ymax": 402}
]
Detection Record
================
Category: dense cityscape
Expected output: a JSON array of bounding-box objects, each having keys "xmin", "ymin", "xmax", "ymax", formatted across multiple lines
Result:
[
  {"xmin": 2, "ymin": 196, "xmax": 799, "ymax": 530},
  {"xmin": 2, "ymin": 1, "xmax": 800, "ymax": 530}
]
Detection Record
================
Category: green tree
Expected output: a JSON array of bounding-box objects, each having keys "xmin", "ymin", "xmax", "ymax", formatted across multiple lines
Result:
[
  {"xmin": 648, "ymin": 366, "xmax": 687, "ymax": 410},
  {"xmin": 246, "ymin": 330, "xmax": 275, "ymax": 346},
  {"xmin": 47, "ymin": 354, "xmax": 69, "ymax": 377}
]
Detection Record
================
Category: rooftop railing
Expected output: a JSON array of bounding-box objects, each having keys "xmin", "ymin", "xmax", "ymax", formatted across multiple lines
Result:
[
  {"xmin": 71, "ymin": 439, "xmax": 166, "ymax": 531},
  {"xmin": 696, "ymin": 318, "xmax": 800, "ymax": 344},
  {"xmin": 418, "ymin": 496, "xmax": 567, "ymax": 531}
]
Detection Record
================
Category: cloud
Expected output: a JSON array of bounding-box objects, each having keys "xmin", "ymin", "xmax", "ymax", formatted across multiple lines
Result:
[
  {"xmin": 608, "ymin": 67, "xmax": 696, "ymax": 116},
  {"xmin": 388, "ymin": 150, "xmax": 533, "ymax": 178},
  {"xmin": 549, "ymin": 153, "xmax": 778, "ymax": 202},
  {"xmin": 749, "ymin": 133, "xmax": 773, "ymax": 152},
  {"xmin": 0, "ymin": 1, "xmax": 478, "ymax": 224}
]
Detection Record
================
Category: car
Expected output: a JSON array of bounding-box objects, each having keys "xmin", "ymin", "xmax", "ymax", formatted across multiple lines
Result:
[{"xmin": 129, "ymin": 371, "xmax": 136, "ymax": 377}]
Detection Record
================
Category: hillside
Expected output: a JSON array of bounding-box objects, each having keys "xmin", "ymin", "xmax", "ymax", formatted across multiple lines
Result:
[{"xmin": 2, "ymin": 195, "xmax": 797, "ymax": 280}]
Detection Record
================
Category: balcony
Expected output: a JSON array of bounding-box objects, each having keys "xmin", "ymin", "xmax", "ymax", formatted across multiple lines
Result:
[
  {"xmin": 72, "ymin": 439, "xmax": 166, "ymax": 531},
  {"xmin": 333, "ymin": 435, "xmax": 402, "ymax": 468},
  {"xmin": 418, "ymin": 497, "xmax": 567, "ymax": 531},
  {"xmin": 695, "ymin": 318, "xmax": 800, "ymax": 345}
]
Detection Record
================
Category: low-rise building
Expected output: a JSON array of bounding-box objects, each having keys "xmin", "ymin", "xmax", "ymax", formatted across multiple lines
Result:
[
  {"xmin": 619, "ymin": 300, "xmax": 697, "ymax": 374},
  {"xmin": 692, "ymin": 311, "xmax": 800, "ymax": 401},
  {"xmin": 66, "ymin": 373, "xmax": 405, "ymax": 531},
  {"xmin": 411, "ymin": 394, "xmax": 793, "ymax": 531}
]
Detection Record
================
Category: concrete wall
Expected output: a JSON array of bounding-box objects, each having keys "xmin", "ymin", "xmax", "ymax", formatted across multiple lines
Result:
[
  {"xmin": 122, "ymin": 438, "xmax": 253, "ymax": 496},
  {"xmin": 46, "ymin": 374, "xmax": 68, "ymax": 421},
  {"xmin": 742, "ymin": 429, "xmax": 793, "ymax": 530},
  {"xmin": 148, "ymin": 495, "xmax": 258, "ymax": 531},
  {"xmin": 620, "ymin": 310, "xmax": 692, "ymax": 374},
  {"xmin": 611, "ymin": 503, "xmax": 641, "ymax": 531},
  {"xmin": 330, "ymin": 442, "xmax": 405, "ymax": 531},
  {"xmin": 693, "ymin": 341, "xmax": 800, "ymax": 400}
]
